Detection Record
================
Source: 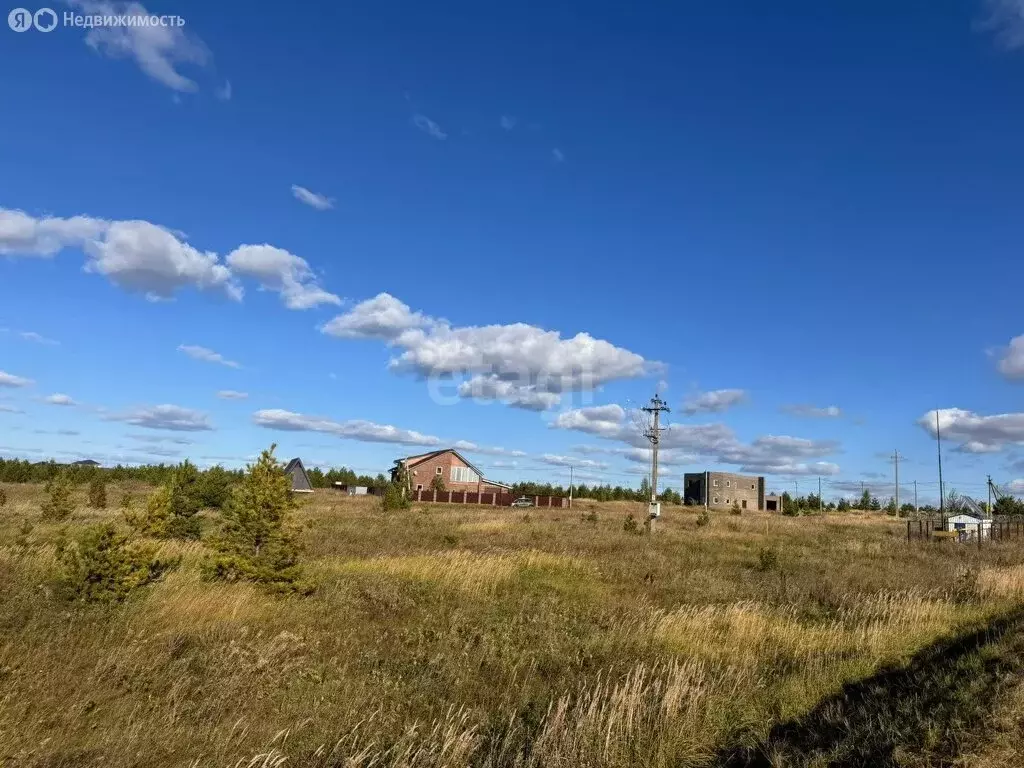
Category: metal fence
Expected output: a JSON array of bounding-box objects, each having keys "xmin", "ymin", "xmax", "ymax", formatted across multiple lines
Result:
[
  {"xmin": 907, "ymin": 517, "xmax": 1024, "ymax": 547},
  {"xmin": 411, "ymin": 489, "xmax": 569, "ymax": 508}
]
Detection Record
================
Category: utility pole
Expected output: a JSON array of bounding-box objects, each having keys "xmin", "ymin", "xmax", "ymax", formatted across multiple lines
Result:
[
  {"xmin": 892, "ymin": 450, "xmax": 901, "ymax": 514},
  {"xmin": 987, "ymin": 474, "xmax": 992, "ymax": 515},
  {"xmin": 936, "ymin": 411, "xmax": 945, "ymax": 517},
  {"xmin": 914, "ymin": 480, "xmax": 918, "ymax": 515},
  {"xmin": 818, "ymin": 476, "xmax": 822, "ymax": 514},
  {"xmin": 641, "ymin": 394, "xmax": 670, "ymax": 531},
  {"xmin": 569, "ymin": 465, "xmax": 574, "ymax": 509}
]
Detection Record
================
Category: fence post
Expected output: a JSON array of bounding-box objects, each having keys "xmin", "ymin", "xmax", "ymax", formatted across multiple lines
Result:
[
  {"xmin": 978, "ymin": 523, "xmax": 983, "ymax": 550},
  {"xmin": 907, "ymin": 520, "xmax": 911, "ymax": 543}
]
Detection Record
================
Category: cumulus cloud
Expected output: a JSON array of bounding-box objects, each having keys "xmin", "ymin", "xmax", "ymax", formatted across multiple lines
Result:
[
  {"xmin": 70, "ymin": 0, "xmax": 211, "ymax": 92},
  {"xmin": 177, "ymin": 344, "xmax": 241, "ymax": 369},
  {"xmin": 682, "ymin": 389, "xmax": 747, "ymax": 415},
  {"xmin": 0, "ymin": 371, "xmax": 34, "ymax": 388},
  {"xmin": 553, "ymin": 404, "xmax": 840, "ymax": 476},
  {"xmin": 0, "ymin": 209, "xmax": 107, "ymax": 257},
  {"xmin": 413, "ymin": 114, "xmax": 447, "ymax": 140},
  {"xmin": 43, "ymin": 394, "xmax": 77, "ymax": 406},
  {"xmin": 84, "ymin": 220, "xmax": 242, "ymax": 301},
  {"xmin": 0, "ymin": 404, "xmax": 24, "ymax": 414},
  {"xmin": 226, "ymin": 244, "xmax": 341, "ymax": 309},
  {"xmin": 322, "ymin": 294, "xmax": 652, "ymax": 409},
  {"xmin": 216, "ymin": 390, "xmax": 248, "ymax": 400},
  {"xmin": 252, "ymin": 408, "xmax": 441, "ymax": 446},
  {"xmin": 291, "ymin": 184, "xmax": 334, "ymax": 211},
  {"xmin": 918, "ymin": 408, "xmax": 1024, "ymax": 453},
  {"xmin": 105, "ymin": 404, "xmax": 213, "ymax": 431},
  {"xmin": 782, "ymin": 404, "xmax": 843, "ymax": 418},
  {"xmin": 998, "ymin": 335, "xmax": 1024, "ymax": 380}
]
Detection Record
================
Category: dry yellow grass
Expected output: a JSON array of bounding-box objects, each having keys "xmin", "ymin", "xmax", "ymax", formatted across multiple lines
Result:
[{"xmin": 3, "ymin": 482, "xmax": 1024, "ymax": 767}]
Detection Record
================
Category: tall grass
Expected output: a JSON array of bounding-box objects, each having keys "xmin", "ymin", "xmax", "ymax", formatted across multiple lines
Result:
[{"xmin": 2, "ymin": 482, "xmax": 1024, "ymax": 767}]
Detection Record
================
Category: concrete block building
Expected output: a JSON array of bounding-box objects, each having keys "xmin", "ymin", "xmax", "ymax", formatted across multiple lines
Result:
[
  {"xmin": 683, "ymin": 471, "xmax": 766, "ymax": 511},
  {"xmin": 392, "ymin": 448, "xmax": 511, "ymax": 494}
]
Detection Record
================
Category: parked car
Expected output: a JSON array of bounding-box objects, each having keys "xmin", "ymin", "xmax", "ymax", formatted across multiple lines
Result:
[{"xmin": 510, "ymin": 496, "xmax": 533, "ymax": 508}]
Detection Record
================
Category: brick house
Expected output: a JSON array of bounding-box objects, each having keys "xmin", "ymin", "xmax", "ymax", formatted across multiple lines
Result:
[{"xmin": 391, "ymin": 449, "xmax": 511, "ymax": 494}]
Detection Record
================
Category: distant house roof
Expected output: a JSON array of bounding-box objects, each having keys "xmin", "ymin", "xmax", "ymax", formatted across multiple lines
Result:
[
  {"xmin": 72, "ymin": 459, "xmax": 101, "ymax": 466},
  {"xmin": 394, "ymin": 448, "xmax": 512, "ymax": 490},
  {"xmin": 284, "ymin": 457, "xmax": 314, "ymax": 493}
]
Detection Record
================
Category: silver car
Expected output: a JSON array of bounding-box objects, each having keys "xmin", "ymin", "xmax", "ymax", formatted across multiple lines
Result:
[{"xmin": 510, "ymin": 496, "xmax": 533, "ymax": 508}]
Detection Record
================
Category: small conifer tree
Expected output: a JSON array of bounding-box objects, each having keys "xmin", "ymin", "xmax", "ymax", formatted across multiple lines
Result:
[
  {"xmin": 124, "ymin": 461, "xmax": 202, "ymax": 539},
  {"xmin": 205, "ymin": 445, "xmax": 307, "ymax": 590},
  {"xmin": 41, "ymin": 471, "xmax": 75, "ymax": 521},
  {"xmin": 430, "ymin": 474, "xmax": 446, "ymax": 493},
  {"xmin": 88, "ymin": 475, "xmax": 107, "ymax": 509}
]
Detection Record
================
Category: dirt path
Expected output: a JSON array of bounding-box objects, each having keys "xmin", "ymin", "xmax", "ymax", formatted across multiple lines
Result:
[{"xmin": 716, "ymin": 609, "xmax": 1024, "ymax": 767}]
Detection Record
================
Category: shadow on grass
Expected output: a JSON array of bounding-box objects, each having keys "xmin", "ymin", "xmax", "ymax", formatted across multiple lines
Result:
[{"xmin": 717, "ymin": 608, "xmax": 1024, "ymax": 768}]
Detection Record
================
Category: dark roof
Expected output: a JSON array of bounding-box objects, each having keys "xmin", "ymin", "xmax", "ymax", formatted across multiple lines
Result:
[{"xmin": 284, "ymin": 457, "xmax": 313, "ymax": 491}]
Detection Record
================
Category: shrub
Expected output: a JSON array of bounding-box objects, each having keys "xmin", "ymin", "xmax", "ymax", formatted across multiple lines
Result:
[
  {"xmin": 194, "ymin": 465, "xmax": 234, "ymax": 509},
  {"xmin": 205, "ymin": 445, "xmax": 308, "ymax": 591},
  {"xmin": 623, "ymin": 514, "xmax": 640, "ymax": 534},
  {"xmin": 730, "ymin": 501, "xmax": 742, "ymax": 516},
  {"xmin": 55, "ymin": 523, "xmax": 178, "ymax": 602},
  {"xmin": 87, "ymin": 476, "xmax": 107, "ymax": 509},
  {"xmin": 581, "ymin": 508, "xmax": 599, "ymax": 524},
  {"xmin": 40, "ymin": 472, "xmax": 75, "ymax": 521},
  {"xmin": 0, "ymin": 487, "xmax": 6, "ymax": 507},
  {"xmin": 429, "ymin": 474, "xmax": 446, "ymax": 493},
  {"xmin": 696, "ymin": 508, "xmax": 711, "ymax": 527},
  {"xmin": 757, "ymin": 546, "xmax": 780, "ymax": 572}
]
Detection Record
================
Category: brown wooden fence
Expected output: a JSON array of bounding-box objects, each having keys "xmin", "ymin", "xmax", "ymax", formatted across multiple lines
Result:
[{"xmin": 411, "ymin": 489, "xmax": 569, "ymax": 508}]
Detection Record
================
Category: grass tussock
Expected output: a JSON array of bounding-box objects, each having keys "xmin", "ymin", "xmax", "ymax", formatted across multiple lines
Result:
[{"xmin": 3, "ymin": 481, "xmax": 1024, "ymax": 767}]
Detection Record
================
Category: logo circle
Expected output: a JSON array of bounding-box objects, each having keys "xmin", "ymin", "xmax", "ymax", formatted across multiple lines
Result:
[
  {"xmin": 7, "ymin": 7, "xmax": 33, "ymax": 31},
  {"xmin": 34, "ymin": 7, "xmax": 58, "ymax": 32}
]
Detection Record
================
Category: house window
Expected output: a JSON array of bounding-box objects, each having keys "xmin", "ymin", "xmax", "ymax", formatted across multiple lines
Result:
[
  {"xmin": 435, "ymin": 467, "xmax": 443, "ymax": 475},
  {"xmin": 751, "ymin": 484, "xmax": 755, "ymax": 490},
  {"xmin": 450, "ymin": 466, "xmax": 479, "ymax": 483},
  {"xmin": 712, "ymin": 479, "xmax": 719, "ymax": 487},
  {"xmin": 742, "ymin": 500, "xmax": 747, "ymax": 509},
  {"xmin": 416, "ymin": 484, "xmax": 423, "ymax": 491},
  {"xmin": 713, "ymin": 497, "xmax": 719, "ymax": 504},
  {"xmin": 726, "ymin": 480, "xmax": 731, "ymax": 488}
]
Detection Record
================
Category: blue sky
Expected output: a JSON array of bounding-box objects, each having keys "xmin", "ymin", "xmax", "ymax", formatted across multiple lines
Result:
[{"xmin": 2, "ymin": 0, "xmax": 1023, "ymax": 502}]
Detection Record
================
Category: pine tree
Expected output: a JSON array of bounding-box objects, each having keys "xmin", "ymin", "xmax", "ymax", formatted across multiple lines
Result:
[
  {"xmin": 205, "ymin": 445, "xmax": 307, "ymax": 590},
  {"xmin": 87, "ymin": 475, "xmax": 107, "ymax": 509},
  {"xmin": 41, "ymin": 472, "xmax": 75, "ymax": 521},
  {"xmin": 859, "ymin": 489, "xmax": 872, "ymax": 510},
  {"xmin": 430, "ymin": 474, "xmax": 447, "ymax": 493}
]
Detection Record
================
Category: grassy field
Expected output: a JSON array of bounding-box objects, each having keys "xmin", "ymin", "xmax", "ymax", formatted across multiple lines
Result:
[{"xmin": 2, "ymin": 482, "xmax": 1024, "ymax": 767}]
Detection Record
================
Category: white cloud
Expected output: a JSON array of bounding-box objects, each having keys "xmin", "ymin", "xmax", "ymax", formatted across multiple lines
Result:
[
  {"xmin": 324, "ymin": 294, "xmax": 652, "ymax": 411},
  {"xmin": 178, "ymin": 344, "xmax": 241, "ymax": 369},
  {"xmin": 998, "ymin": 335, "xmax": 1024, "ymax": 380},
  {"xmin": 451, "ymin": 440, "xmax": 526, "ymax": 457},
  {"xmin": 216, "ymin": 390, "xmax": 248, "ymax": 400},
  {"xmin": 226, "ymin": 244, "xmax": 341, "ymax": 309},
  {"xmin": 0, "ymin": 371, "xmax": 34, "ymax": 388},
  {"xmin": 540, "ymin": 454, "xmax": 608, "ymax": 470},
  {"xmin": 1009, "ymin": 479, "xmax": 1024, "ymax": 494},
  {"xmin": 43, "ymin": 394, "xmax": 77, "ymax": 406},
  {"xmin": 782, "ymin": 404, "xmax": 843, "ymax": 418},
  {"xmin": 0, "ymin": 209, "xmax": 107, "ymax": 257},
  {"xmin": 86, "ymin": 220, "xmax": 242, "ymax": 301},
  {"xmin": 252, "ymin": 408, "xmax": 441, "ymax": 446},
  {"xmin": 70, "ymin": 1, "xmax": 211, "ymax": 92},
  {"xmin": 127, "ymin": 434, "xmax": 194, "ymax": 445},
  {"xmin": 321, "ymin": 292, "xmax": 434, "ymax": 340},
  {"xmin": 553, "ymin": 404, "xmax": 840, "ymax": 477},
  {"xmin": 19, "ymin": 331, "xmax": 59, "ymax": 345},
  {"xmin": 0, "ymin": 404, "xmax": 24, "ymax": 414},
  {"xmin": 981, "ymin": 0, "xmax": 1024, "ymax": 49},
  {"xmin": 500, "ymin": 115, "xmax": 517, "ymax": 131},
  {"xmin": 918, "ymin": 408, "xmax": 1024, "ymax": 453},
  {"xmin": 552, "ymin": 148, "xmax": 565, "ymax": 163},
  {"xmin": 291, "ymin": 184, "xmax": 334, "ymax": 211},
  {"xmin": 682, "ymin": 389, "xmax": 747, "ymax": 416},
  {"xmin": 216, "ymin": 79, "xmax": 232, "ymax": 101},
  {"xmin": 413, "ymin": 114, "xmax": 447, "ymax": 140},
  {"xmin": 105, "ymin": 404, "xmax": 214, "ymax": 431}
]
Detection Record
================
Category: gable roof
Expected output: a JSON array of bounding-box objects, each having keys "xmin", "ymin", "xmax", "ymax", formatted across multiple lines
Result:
[
  {"xmin": 399, "ymin": 448, "xmax": 484, "ymax": 478},
  {"xmin": 284, "ymin": 457, "xmax": 314, "ymax": 492}
]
